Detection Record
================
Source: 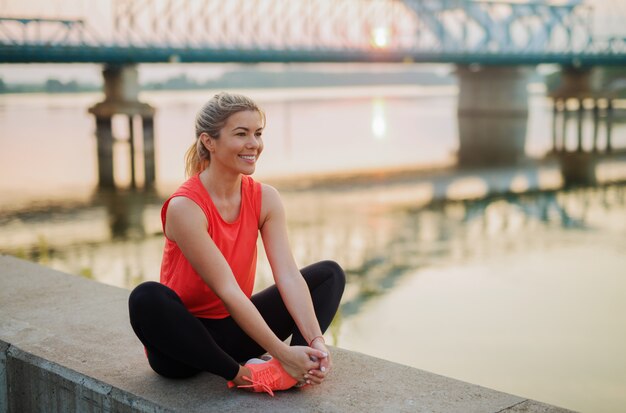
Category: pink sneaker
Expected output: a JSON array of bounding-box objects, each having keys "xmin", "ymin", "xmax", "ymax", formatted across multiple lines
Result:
[{"xmin": 227, "ymin": 357, "xmax": 298, "ymax": 397}]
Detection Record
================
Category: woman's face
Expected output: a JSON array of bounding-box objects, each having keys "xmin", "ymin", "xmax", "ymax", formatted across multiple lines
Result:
[{"xmin": 205, "ymin": 110, "xmax": 264, "ymax": 176}]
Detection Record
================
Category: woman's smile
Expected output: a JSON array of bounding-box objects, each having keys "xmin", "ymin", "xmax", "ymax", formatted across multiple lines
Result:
[{"xmin": 238, "ymin": 154, "xmax": 257, "ymax": 163}]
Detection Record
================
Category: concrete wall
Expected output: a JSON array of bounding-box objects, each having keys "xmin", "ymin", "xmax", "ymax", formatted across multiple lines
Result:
[{"xmin": 0, "ymin": 255, "xmax": 572, "ymax": 412}]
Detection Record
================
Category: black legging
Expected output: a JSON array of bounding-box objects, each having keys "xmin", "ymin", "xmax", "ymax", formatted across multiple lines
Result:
[{"xmin": 128, "ymin": 260, "xmax": 345, "ymax": 381}]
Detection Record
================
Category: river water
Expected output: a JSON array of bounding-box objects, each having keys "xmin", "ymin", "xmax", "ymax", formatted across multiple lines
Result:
[{"xmin": 1, "ymin": 86, "xmax": 625, "ymax": 412}]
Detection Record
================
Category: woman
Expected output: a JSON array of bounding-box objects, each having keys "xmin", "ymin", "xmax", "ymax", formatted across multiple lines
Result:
[{"xmin": 128, "ymin": 92, "xmax": 345, "ymax": 396}]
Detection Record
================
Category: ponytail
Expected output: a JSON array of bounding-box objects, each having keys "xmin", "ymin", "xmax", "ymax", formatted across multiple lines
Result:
[{"xmin": 184, "ymin": 140, "xmax": 208, "ymax": 177}]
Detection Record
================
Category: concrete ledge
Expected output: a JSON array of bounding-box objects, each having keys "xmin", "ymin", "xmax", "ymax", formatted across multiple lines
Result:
[{"xmin": 0, "ymin": 255, "xmax": 573, "ymax": 412}]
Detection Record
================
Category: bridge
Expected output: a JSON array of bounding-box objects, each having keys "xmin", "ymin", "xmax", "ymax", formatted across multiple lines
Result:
[
  {"xmin": 1, "ymin": 0, "xmax": 625, "ymax": 189},
  {"xmin": 1, "ymin": 0, "xmax": 626, "ymax": 65}
]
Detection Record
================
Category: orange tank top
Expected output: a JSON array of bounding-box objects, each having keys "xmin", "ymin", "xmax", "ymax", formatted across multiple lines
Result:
[{"xmin": 159, "ymin": 174, "xmax": 262, "ymax": 319}]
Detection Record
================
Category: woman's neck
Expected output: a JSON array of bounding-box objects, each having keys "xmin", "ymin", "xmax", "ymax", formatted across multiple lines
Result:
[{"xmin": 199, "ymin": 167, "xmax": 242, "ymax": 200}]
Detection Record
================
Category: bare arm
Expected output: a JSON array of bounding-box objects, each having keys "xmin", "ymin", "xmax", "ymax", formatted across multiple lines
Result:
[{"xmin": 259, "ymin": 185, "xmax": 332, "ymax": 382}]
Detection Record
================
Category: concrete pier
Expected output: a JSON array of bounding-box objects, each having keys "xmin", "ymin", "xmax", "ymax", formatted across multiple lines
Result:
[
  {"xmin": 549, "ymin": 66, "xmax": 617, "ymax": 186},
  {"xmin": 456, "ymin": 65, "xmax": 530, "ymax": 168},
  {"xmin": 0, "ymin": 255, "xmax": 573, "ymax": 412},
  {"xmin": 142, "ymin": 116, "xmax": 156, "ymax": 188},
  {"xmin": 95, "ymin": 116, "xmax": 115, "ymax": 188},
  {"xmin": 88, "ymin": 65, "xmax": 156, "ymax": 189}
]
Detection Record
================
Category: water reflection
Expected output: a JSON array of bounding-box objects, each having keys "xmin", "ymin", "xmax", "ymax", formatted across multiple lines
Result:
[
  {"xmin": 278, "ymin": 182, "xmax": 625, "ymax": 321},
  {"xmin": 93, "ymin": 188, "xmax": 160, "ymax": 240},
  {"xmin": 371, "ymin": 98, "xmax": 387, "ymax": 139},
  {"xmin": 0, "ymin": 188, "xmax": 164, "ymax": 287},
  {"xmin": 2, "ymin": 169, "xmax": 624, "ymax": 289},
  {"xmin": 9, "ymin": 171, "xmax": 624, "ymax": 301}
]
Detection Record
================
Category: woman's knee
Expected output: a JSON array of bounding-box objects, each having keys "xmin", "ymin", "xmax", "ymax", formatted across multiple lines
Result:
[
  {"xmin": 322, "ymin": 260, "xmax": 346, "ymax": 287},
  {"xmin": 315, "ymin": 260, "xmax": 346, "ymax": 297},
  {"xmin": 128, "ymin": 281, "xmax": 173, "ymax": 316}
]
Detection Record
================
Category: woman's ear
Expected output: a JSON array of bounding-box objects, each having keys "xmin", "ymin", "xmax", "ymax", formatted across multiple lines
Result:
[{"xmin": 200, "ymin": 132, "xmax": 214, "ymax": 153}]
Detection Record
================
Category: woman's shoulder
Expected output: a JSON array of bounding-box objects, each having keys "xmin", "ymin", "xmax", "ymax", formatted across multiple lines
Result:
[
  {"xmin": 259, "ymin": 182, "xmax": 285, "ymax": 221},
  {"xmin": 162, "ymin": 175, "xmax": 209, "ymax": 219},
  {"xmin": 260, "ymin": 182, "xmax": 280, "ymax": 200},
  {"xmin": 160, "ymin": 176, "xmax": 209, "ymax": 233}
]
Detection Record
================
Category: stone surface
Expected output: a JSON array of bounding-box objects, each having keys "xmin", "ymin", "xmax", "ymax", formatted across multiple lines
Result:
[
  {"xmin": 0, "ymin": 255, "xmax": 574, "ymax": 412},
  {"xmin": 500, "ymin": 400, "xmax": 576, "ymax": 413}
]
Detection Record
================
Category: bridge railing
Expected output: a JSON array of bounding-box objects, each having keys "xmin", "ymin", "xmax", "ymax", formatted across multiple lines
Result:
[{"xmin": 0, "ymin": 17, "xmax": 103, "ymax": 47}]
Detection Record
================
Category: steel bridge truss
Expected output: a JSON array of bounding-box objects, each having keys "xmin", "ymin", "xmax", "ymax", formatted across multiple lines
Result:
[
  {"xmin": 0, "ymin": 0, "xmax": 624, "ymax": 64},
  {"xmin": 110, "ymin": 0, "xmax": 603, "ymax": 53}
]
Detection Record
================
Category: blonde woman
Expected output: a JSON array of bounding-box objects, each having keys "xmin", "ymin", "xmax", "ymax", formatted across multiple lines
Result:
[{"xmin": 128, "ymin": 92, "xmax": 345, "ymax": 396}]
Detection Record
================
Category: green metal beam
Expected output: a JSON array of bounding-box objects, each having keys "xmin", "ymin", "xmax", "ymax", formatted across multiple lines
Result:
[{"xmin": 2, "ymin": 44, "xmax": 626, "ymax": 66}]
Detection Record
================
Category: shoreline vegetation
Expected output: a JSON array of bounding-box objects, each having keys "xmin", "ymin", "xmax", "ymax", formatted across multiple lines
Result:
[
  {"xmin": 0, "ymin": 67, "xmax": 456, "ymax": 95},
  {"xmin": 2, "ymin": 66, "xmax": 625, "ymax": 97}
]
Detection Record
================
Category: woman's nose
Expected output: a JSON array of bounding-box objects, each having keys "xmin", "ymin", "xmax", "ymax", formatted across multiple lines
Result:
[{"xmin": 247, "ymin": 136, "xmax": 260, "ymax": 148}]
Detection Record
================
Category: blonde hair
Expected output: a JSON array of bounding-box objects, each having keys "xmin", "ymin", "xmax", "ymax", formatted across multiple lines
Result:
[{"xmin": 184, "ymin": 92, "xmax": 265, "ymax": 177}]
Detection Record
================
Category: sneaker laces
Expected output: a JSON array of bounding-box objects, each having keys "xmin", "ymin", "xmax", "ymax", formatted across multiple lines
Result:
[{"xmin": 237, "ymin": 367, "xmax": 278, "ymax": 396}]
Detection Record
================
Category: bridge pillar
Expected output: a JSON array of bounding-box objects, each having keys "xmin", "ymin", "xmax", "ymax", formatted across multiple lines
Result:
[
  {"xmin": 88, "ymin": 65, "xmax": 155, "ymax": 189},
  {"xmin": 95, "ymin": 117, "xmax": 115, "ymax": 188},
  {"xmin": 549, "ymin": 66, "xmax": 615, "ymax": 186},
  {"xmin": 455, "ymin": 65, "xmax": 530, "ymax": 168},
  {"xmin": 142, "ymin": 116, "xmax": 155, "ymax": 187},
  {"xmin": 551, "ymin": 66, "xmax": 595, "ymax": 97}
]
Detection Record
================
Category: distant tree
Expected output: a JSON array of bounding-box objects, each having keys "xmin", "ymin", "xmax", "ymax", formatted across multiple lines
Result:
[
  {"xmin": 45, "ymin": 78, "xmax": 64, "ymax": 93},
  {"xmin": 0, "ymin": 77, "xmax": 6, "ymax": 93},
  {"xmin": 66, "ymin": 80, "xmax": 79, "ymax": 92}
]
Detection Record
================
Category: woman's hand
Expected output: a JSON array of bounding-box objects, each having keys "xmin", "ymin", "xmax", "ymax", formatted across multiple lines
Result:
[
  {"xmin": 274, "ymin": 345, "xmax": 327, "ymax": 385},
  {"xmin": 305, "ymin": 338, "xmax": 331, "ymax": 385}
]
